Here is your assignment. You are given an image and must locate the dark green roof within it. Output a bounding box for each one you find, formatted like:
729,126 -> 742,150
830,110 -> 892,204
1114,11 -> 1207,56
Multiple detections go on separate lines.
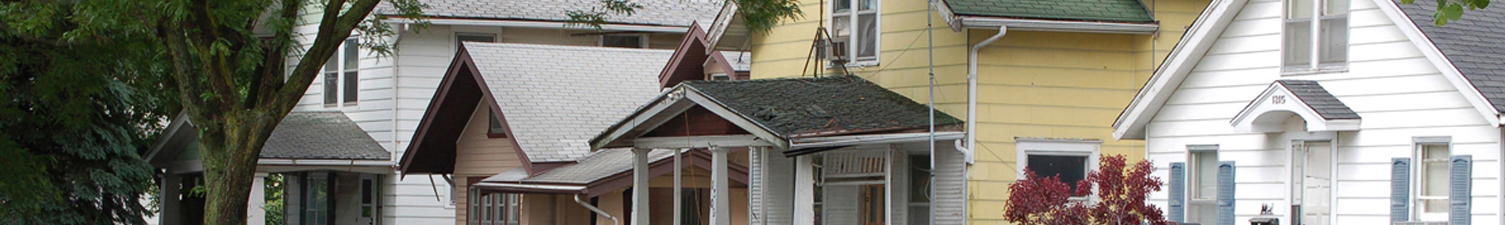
945,0 -> 1155,23
683,75 -> 964,138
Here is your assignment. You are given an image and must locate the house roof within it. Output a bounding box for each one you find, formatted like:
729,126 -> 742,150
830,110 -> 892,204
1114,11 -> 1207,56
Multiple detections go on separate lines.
469,43 -> 671,162
1274,80 -> 1359,120
681,75 -> 964,138
719,51 -> 751,71
260,111 -> 391,160
941,0 -> 1155,23
477,148 -> 748,196
484,149 -> 673,185
377,0 -> 722,27
1398,0 -> 1505,112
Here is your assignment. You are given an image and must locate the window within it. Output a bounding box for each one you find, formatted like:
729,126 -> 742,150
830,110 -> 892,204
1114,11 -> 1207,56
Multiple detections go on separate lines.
324,38 -> 360,106
487,109 -> 507,138
1015,138 -> 1100,197
1189,150 -> 1219,200
1283,0 -> 1348,72
302,172 -> 333,225
457,33 -> 497,50
1415,143 -> 1450,220
829,0 -> 879,64
601,34 -> 646,48
908,155 -> 931,225
469,189 -> 520,225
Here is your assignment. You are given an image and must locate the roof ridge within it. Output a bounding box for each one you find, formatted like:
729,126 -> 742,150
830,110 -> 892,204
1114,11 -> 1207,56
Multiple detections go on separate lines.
466,42 -> 677,55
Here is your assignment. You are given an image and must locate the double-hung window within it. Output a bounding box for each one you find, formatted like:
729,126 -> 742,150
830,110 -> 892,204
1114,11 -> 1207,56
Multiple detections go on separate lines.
829,0 -> 879,65
1189,150 -> 1219,201
1015,138 -> 1100,197
1415,143 -> 1450,221
1284,0 -> 1349,72
469,188 -> 520,225
324,38 -> 360,107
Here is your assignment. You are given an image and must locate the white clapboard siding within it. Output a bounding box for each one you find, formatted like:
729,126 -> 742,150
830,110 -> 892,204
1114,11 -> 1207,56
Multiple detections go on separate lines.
1142,0 -> 1502,223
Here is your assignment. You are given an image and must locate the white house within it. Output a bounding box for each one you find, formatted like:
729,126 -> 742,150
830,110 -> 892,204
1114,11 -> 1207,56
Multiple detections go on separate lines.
146,1 -> 721,225
1114,0 -> 1505,224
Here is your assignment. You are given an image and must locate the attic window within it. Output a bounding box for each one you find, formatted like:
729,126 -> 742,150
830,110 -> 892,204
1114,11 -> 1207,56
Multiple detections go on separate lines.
601,34 -> 646,48
488,109 -> 506,138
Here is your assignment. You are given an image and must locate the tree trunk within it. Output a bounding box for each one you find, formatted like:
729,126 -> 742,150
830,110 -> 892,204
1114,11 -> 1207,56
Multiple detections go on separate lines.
195,111 -> 280,225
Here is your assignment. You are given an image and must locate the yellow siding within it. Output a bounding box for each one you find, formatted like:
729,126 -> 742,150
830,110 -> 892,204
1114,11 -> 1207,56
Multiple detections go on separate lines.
453,103 -> 525,225
745,0 -> 1211,224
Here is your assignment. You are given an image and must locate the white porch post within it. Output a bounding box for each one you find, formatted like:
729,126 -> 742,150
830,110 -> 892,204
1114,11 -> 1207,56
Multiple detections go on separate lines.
159,172 -> 181,225
248,172 -> 267,225
632,148 -> 652,225
710,147 -> 732,225
793,156 -> 815,225
674,148 -> 683,225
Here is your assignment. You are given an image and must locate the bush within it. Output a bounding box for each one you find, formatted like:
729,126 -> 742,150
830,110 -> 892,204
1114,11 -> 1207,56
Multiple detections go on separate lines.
1004,154 -> 1167,225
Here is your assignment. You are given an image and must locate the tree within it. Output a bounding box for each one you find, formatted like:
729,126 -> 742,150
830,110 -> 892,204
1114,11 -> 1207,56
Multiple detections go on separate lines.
1005,154 -> 1168,225
1402,0 -> 1490,26
0,1 -> 178,224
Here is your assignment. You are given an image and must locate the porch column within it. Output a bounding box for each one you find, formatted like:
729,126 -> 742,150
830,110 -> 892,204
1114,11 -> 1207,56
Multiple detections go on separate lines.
673,148 -> 683,225
632,148 -> 651,225
710,147 -> 731,225
159,172 -> 181,225
248,172 -> 267,225
793,156 -> 816,225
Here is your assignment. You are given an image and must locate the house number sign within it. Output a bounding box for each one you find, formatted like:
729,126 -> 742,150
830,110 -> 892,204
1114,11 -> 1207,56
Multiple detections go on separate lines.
1272,95 -> 1286,104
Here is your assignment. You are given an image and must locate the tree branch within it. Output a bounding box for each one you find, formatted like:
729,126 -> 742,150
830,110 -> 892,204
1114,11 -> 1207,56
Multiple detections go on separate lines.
248,0 -> 301,109
188,0 -> 241,110
262,0 -> 380,113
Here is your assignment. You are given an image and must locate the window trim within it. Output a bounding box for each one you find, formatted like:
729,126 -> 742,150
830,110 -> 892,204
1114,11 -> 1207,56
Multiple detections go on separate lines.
1281,0 -> 1351,74
456,32 -> 499,51
1015,138 -> 1101,199
1411,136 -> 1451,221
1187,144 -> 1220,202
599,33 -> 649,49
826,0 -> 881,67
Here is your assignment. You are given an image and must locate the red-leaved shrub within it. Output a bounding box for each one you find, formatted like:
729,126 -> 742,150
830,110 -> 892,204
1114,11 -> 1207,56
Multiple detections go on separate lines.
1004,154 -> 1168,225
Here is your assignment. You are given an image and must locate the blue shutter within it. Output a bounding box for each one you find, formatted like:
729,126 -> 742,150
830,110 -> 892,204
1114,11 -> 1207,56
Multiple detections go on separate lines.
1450,155 -> 1472,225
1216,161 -> 1235,225
1391,158 -> 1411,223
1168,162 -> 1186,223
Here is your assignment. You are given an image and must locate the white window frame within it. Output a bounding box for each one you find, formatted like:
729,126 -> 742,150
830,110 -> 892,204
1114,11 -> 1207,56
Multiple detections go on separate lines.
827,0 -> 880,67
456,32 -> 499,51
323,38 -> 360,107
599,33 -> 649,49
1187,144 -> 1220,202
1015,138 -> 1101,200
1412,136 -> 1451,222
1282,0 -> 1350,74
469,189 -> 521,225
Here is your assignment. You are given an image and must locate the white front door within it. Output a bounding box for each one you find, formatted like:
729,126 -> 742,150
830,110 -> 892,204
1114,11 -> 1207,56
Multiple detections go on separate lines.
1293,141 -> 1332,225
358,174 -> 380,225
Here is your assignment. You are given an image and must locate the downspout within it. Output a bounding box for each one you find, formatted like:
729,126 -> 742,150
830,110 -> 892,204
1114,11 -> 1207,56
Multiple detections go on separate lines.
957,25 -> 1006,225
576,193 -> 619,225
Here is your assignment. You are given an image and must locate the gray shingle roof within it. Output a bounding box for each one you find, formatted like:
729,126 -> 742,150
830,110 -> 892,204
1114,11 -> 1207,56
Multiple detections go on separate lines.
260,111 -> 390,160
1276,80 -> 1359,120
483,149 -> 677,184
943,0 -> 1155,23
682,75 -> 964,138
467,43 -> 671,162
719,51 -> 750,71
378,0 -> 722,27
1397,0 -> 1505,112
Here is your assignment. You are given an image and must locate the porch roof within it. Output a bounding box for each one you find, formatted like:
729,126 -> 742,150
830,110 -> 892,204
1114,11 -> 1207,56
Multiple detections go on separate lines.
474,148 -> 747,197
591,75 -> 964,151
145,111 -> 391,168
1231,80 -> 1361,133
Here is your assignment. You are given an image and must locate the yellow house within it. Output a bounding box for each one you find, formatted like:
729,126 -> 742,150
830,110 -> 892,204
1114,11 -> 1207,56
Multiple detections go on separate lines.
707,0 -> 1212,224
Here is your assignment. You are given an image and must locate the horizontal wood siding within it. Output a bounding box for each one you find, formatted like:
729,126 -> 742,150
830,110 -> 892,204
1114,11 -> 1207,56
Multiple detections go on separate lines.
453,102 -> 525,225
1143,0 -> 1501,224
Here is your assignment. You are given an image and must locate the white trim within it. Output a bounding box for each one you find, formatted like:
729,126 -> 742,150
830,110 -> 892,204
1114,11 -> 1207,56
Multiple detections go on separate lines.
1013,138 -> 1102,181
388,18 -> 690,33
634,135 -> 772,149
1369,0 -> 1501,126
706,0 -> 740,51
471,182 -> 586,192
957,17 -> 1158,34
1230,82 -> 1361,132
825,0 -> 882,65
1409,139 -> 1453,221
790,132 -> 963,149
257,159 -> 393,166
1112,0 -> 1250,140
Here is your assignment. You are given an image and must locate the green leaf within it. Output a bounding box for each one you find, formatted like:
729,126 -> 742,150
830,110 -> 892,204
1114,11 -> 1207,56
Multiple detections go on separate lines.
1446,4 -> 1466,20
1402,0 -> 1416,4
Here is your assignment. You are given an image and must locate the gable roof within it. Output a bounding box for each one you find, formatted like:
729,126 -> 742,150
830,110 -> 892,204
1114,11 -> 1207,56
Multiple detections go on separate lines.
471,43 -> 671,162
1229,80 -> 1361,132
1397,0 -> 1505,112
1274,80 -> 1359,120
260,111 -> 391,160
377,0 -> 722,27
942,0 -> 1155,23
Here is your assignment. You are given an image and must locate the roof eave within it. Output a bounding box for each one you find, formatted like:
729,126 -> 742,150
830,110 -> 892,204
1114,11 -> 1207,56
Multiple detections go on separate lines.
1112,0 -> 1248,140
386,17 -> 691,33
957,16 -> 1159,34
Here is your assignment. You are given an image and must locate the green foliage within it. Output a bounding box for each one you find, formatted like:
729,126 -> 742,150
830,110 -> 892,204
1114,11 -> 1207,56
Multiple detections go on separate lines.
1401,0 -> 1492,26
566,0 -> 802,33
265,174 -> 285,225
0,1 -> 177,224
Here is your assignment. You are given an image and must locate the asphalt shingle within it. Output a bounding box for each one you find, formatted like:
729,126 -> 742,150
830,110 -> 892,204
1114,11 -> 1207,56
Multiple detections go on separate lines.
465,43 -> 671,162
1398,0 -> 1505,112
377,0 -> 722,27
1276,80 -> 1360,120
260,111 -> 390,160
943,0 -> 1155,23
484,149 -> 679,184
682,75 -> 964,138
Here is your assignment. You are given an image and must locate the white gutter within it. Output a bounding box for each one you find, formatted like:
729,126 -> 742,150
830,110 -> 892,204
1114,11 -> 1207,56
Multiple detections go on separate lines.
788,132 -> 965,149
577,194 -> 620,225
256,159 -> 394,166
471,182 -> 586,192
964,26 -> 1008,164
958,17 -> 1157,34
387,18 -> 690,33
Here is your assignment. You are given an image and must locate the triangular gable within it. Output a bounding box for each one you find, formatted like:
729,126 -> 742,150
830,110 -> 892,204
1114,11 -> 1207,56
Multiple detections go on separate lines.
399,46 -> 533,175
660,22 -> 713,88
1230,80 -> 1360,133
591,85 -> 788,150
1112,0 -> 1498,140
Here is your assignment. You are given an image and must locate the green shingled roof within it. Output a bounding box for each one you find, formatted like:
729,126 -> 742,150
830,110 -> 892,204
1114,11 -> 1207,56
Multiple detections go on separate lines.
945,0 -> 1155,23
683,75 -> 963,138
